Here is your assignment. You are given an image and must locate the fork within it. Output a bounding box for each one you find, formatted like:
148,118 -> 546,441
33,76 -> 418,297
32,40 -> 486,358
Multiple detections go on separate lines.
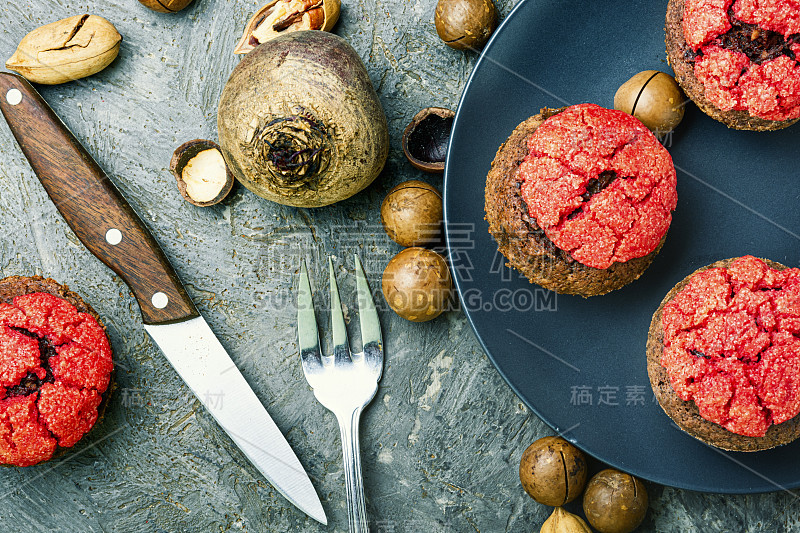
297,255 -> 383,533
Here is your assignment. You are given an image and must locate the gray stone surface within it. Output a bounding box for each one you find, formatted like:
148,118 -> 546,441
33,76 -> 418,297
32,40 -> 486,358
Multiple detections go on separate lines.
0,0 -> 798,532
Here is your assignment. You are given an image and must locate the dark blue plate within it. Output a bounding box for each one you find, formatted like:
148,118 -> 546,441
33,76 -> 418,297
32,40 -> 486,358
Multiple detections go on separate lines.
443,0 -> 800,493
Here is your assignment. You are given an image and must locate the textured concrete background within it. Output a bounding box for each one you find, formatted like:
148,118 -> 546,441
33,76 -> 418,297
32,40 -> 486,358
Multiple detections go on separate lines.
0,0 -> 798,531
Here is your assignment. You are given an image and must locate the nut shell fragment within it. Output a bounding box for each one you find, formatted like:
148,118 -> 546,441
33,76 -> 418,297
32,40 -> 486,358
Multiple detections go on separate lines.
6,15 -> 122,85
402,107 -> 454,173
234,0 -> 340,54
170,140 -> 234,207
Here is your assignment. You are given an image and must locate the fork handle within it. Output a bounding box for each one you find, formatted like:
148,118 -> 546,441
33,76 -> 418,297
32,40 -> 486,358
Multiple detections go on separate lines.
337,408 -> 369,533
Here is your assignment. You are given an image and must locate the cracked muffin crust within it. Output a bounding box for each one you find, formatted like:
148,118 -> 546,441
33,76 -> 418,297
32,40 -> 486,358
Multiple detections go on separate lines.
0,277 -> 113,466
666,0 -> 800,130
648,256 -> 800,451
485,104 -> 677,297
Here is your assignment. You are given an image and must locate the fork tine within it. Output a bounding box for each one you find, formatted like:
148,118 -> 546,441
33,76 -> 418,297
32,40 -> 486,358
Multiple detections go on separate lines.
354,254 -> 382,353
297,260 -> 322,372
328,257 -> 351,362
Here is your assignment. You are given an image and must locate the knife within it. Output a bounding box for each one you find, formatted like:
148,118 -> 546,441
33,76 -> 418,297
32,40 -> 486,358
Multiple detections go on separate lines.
0,72 -> 326,525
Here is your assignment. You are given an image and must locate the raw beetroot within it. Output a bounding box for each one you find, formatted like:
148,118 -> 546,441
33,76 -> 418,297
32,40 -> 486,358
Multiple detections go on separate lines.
218,31 -> 389,208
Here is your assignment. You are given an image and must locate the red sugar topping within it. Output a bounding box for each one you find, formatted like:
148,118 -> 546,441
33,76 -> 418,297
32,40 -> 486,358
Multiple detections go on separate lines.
734,0 -> 800,35
518,104 -> 677,269
684,0 -> 800,121
661,256 -> 800,437
0,293 -> 112,466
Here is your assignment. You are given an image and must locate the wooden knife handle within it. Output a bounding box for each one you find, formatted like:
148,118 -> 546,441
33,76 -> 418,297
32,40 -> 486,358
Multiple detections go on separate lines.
0,72 -> 198,325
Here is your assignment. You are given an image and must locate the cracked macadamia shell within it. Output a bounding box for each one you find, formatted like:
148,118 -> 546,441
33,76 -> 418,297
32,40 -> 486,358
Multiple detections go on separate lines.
217,31 -> 389,208
137,0 -> 193,13
614,70 -> 686,134
380,180 -> 443,247
434,0 -> 498,51
233,0 -> 341,54
583,469 -> 648,533
170,139 -> 233,207
381,248 -> 452,322
402,107 -> 454,173
518,436 -> 587,506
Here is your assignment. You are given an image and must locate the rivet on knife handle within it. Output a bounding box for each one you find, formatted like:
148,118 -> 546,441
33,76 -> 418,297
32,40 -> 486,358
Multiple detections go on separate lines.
0,72 -> 197,325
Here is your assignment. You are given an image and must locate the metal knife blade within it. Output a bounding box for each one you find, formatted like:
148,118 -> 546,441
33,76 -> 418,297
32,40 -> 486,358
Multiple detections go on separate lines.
0,72 -> 326,525
144,317 -> 326,523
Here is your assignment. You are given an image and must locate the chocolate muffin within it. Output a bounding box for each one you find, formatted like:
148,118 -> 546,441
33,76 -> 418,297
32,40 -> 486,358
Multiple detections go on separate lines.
647,256 -> 800,451
0,277 -> 114,466
485,104 -> 677,297
666,0 -> 800,131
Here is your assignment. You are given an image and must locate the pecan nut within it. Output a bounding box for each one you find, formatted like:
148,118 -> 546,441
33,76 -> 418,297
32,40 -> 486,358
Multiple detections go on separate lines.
6,15 -> 122,85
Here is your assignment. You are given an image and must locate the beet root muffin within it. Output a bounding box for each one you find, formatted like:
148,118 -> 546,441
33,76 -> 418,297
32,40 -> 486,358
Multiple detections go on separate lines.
485,104 -> 678,297
0,277 -> 113,466
647,256 -> 800,451
666,0 -> 800,130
